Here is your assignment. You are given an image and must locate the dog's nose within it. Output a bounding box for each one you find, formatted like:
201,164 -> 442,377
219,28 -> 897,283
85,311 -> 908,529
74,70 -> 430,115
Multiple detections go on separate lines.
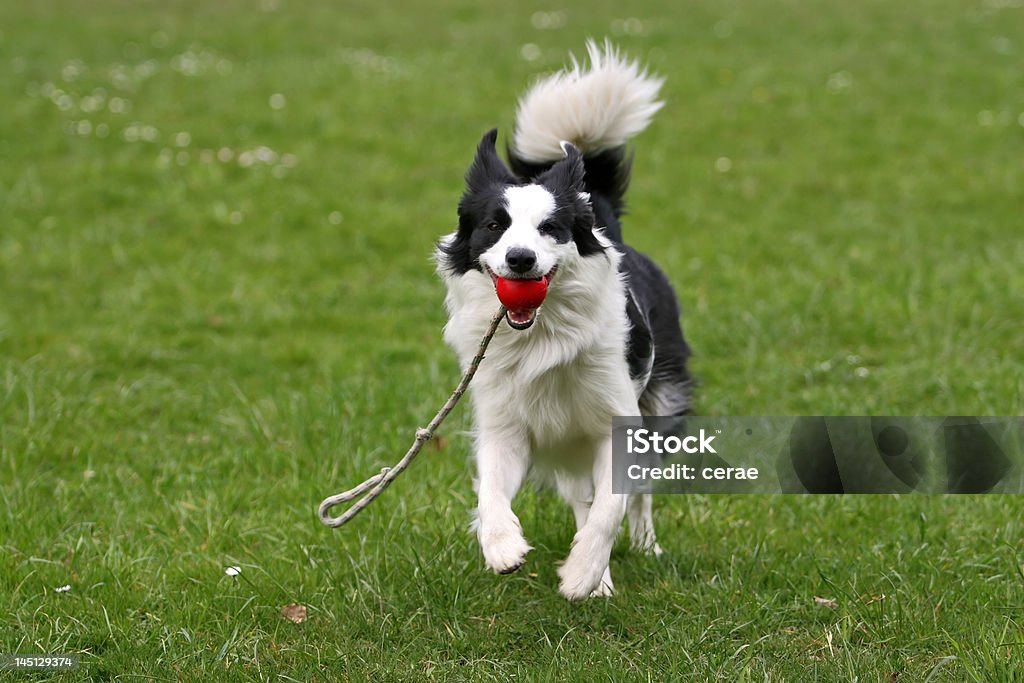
505,247 -> 537,274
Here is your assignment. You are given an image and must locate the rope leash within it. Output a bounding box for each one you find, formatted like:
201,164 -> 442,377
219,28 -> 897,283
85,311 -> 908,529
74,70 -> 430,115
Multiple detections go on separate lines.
318,305 -> 506,528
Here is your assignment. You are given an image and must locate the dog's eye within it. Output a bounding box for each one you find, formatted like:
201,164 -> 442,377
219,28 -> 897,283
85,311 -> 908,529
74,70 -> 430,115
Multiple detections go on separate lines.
539,222 -> 556,235
485,221 -> 502,232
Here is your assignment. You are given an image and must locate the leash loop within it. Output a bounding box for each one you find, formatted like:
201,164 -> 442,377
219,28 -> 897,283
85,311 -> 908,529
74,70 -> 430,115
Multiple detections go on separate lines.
318,306 -> 506,528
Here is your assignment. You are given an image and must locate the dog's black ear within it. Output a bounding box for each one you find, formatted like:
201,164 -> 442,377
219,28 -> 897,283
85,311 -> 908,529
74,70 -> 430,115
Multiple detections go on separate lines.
537,141 -> 585,194
466,129 -> 517,192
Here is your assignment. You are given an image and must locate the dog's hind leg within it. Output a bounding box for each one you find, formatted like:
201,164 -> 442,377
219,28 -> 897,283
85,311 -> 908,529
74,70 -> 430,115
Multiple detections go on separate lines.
630,375 -> 690,560
554,471 -> 593,530
627,493 -> 662,556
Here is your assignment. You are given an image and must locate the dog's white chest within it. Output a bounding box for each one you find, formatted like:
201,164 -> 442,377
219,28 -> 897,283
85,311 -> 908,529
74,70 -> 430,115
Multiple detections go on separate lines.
474,343 -> 634,450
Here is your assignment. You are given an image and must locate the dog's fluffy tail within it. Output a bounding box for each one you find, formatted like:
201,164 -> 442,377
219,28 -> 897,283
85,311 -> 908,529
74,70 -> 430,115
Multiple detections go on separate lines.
508,39 -> 663,215
511,39 -> 663,161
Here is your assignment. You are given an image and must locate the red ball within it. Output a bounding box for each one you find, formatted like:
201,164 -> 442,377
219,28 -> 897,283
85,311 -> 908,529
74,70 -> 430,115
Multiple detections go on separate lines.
495,277 -> 548,310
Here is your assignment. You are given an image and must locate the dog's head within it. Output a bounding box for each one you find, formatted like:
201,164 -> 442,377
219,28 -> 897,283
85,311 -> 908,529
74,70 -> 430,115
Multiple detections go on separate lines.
437,129 -> 605,330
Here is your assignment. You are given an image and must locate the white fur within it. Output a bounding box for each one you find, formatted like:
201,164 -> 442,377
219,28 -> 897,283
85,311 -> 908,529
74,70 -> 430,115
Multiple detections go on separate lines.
438,231 -> 653,599
511,39 -> 664,162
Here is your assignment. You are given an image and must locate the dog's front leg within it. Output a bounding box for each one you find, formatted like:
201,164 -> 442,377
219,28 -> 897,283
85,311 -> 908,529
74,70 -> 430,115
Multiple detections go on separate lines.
557,437 -> 626,600
475,430 -> 532,574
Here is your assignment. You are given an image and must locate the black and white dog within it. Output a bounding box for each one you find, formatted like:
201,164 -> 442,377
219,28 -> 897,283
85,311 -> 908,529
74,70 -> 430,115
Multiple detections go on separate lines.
436,41 -> 692,600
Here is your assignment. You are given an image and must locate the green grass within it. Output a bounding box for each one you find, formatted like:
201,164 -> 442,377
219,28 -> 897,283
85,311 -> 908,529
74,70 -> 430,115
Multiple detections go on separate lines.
2,0 -> 1023,680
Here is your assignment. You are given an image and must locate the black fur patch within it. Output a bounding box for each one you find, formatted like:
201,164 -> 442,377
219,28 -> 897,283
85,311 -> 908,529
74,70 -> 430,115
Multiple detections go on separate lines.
619,246 -> 693,416
439,129 -> 521,275
535,144 -> 605,257
624,290 -> 653,384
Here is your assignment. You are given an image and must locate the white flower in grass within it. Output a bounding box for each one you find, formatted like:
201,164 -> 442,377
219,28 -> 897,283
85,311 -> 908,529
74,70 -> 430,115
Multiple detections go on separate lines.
55,584 -> 72,593
224,566 -> 242,577
520,43 -> 542,61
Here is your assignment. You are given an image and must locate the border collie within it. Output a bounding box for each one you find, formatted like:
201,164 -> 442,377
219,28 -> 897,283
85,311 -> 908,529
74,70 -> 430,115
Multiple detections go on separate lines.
436,40 -> 692,600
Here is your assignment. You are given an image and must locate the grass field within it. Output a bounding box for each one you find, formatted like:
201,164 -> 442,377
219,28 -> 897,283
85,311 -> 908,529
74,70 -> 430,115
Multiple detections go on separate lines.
2,0 -> 1023,680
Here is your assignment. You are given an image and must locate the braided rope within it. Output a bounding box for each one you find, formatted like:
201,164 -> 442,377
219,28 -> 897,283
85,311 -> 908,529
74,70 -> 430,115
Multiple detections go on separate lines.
318,305 -> 506,528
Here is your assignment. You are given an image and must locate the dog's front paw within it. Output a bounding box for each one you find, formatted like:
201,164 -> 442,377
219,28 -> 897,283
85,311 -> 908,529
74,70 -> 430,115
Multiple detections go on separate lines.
557,551 -> 609,600
480,527 -> 532,575
589,569 -> 615,598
